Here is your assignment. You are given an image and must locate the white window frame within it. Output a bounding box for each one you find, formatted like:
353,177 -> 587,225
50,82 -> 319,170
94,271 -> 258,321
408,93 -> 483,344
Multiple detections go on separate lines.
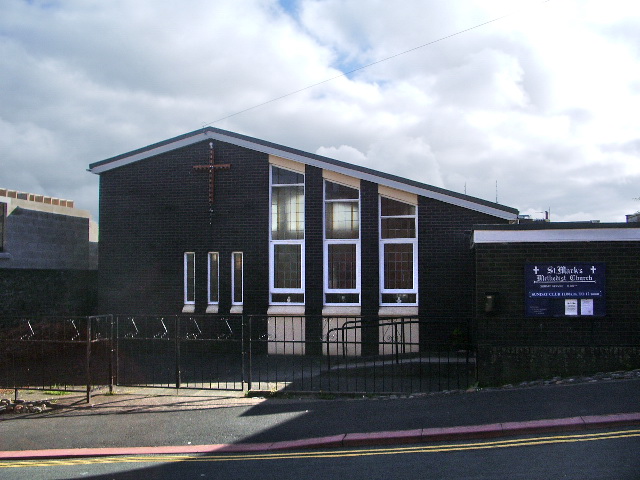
269,165 -> 305,305
207,252 -> 219,305
379,196 -> 418,306
323,180 -> 361,306
183,252 -> 195,306
231,251 -> 243,307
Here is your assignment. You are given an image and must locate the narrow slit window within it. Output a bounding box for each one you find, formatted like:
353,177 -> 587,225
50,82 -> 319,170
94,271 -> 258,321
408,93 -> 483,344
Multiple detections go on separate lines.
232,252 -> 243,305
184,252 -> 195,305
208,252 -> 219,304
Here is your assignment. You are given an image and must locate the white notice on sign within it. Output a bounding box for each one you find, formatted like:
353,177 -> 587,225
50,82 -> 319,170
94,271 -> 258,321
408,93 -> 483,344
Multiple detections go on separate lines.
565,299 -> 578,316
581,299 -> 594,316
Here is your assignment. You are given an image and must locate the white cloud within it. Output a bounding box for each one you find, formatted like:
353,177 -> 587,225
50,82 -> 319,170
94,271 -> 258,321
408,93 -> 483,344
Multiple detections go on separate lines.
1,0 -> 639,223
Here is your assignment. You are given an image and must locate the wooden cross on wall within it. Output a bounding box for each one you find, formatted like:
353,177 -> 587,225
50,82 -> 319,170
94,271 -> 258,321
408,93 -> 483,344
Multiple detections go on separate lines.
193,141 -> 230,209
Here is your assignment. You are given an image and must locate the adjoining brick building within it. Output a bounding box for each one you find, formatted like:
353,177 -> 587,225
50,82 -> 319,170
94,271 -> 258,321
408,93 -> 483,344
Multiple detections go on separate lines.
473,222 -> 640,384
0,188 -> 98,315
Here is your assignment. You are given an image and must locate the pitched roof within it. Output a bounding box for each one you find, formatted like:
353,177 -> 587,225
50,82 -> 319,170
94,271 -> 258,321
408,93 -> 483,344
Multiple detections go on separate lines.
88,127 -> 519,220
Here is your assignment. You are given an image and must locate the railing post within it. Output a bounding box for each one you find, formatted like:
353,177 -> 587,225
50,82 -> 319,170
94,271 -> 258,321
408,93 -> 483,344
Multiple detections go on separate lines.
326,319 -> 331,370
86,316 -> 92,404
395,321 -> 400,364
109,315 -> 114,394
245,315 -> 252,392
175,316 -> 181,389
115,315 -> 120,388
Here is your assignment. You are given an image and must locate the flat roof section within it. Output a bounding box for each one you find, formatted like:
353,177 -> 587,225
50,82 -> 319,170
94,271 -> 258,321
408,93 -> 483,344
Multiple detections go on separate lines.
473,222 -> 640,244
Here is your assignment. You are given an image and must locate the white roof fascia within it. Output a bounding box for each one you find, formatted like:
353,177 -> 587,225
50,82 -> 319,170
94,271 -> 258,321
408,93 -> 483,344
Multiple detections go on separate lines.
473,228 -> 640,244
88,132 -> 211,174
210,132 -> 516,220
90,130 -> 517,220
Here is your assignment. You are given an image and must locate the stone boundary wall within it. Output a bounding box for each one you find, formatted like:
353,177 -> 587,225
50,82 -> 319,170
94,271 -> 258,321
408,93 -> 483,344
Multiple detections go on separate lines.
477,345 -> 640,386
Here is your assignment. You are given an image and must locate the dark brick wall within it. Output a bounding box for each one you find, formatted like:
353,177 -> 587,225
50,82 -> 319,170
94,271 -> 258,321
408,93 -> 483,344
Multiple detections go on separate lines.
418,198 -> 508,321
474,241 -> 640,384
97,138 -> 511,324
360,181 -> 380,353
304,165 -> 324,316
360,180 -> 380,317
98,140 -> 269,315
0,269 -> 97,316
303,166 -> 324,354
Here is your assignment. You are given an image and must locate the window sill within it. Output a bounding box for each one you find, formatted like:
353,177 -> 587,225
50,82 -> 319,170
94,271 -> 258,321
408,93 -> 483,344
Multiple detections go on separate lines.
182,304 -> 195,313
322,306 -> 361,316
268,305 -> 305,315
0,252 -> 11,260
378,306 -> 419,317
230,305 -> 243,314
206,305 -> 219,314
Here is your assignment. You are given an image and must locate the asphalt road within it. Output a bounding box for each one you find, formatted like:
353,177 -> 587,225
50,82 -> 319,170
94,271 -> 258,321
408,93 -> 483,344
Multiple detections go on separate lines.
1,427 -> 639,480
1,378 -> 639,451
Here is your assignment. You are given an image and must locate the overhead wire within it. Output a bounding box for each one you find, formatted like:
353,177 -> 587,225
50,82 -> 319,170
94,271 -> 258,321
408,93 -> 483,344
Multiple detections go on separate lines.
201,0 -> 553,127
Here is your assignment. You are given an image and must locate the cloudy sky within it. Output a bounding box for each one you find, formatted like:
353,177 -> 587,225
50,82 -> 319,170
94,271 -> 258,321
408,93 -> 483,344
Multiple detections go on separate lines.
2,0 -> 639,222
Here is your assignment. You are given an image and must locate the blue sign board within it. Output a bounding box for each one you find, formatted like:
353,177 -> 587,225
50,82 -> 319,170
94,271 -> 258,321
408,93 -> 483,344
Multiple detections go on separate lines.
525,263 -> 606,317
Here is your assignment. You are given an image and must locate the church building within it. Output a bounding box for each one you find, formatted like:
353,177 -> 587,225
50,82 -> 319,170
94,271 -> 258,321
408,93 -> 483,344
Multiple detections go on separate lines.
89,127 -> 518,344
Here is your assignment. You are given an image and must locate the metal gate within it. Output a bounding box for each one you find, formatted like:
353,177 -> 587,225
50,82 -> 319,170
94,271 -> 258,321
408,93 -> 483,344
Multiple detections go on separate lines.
114,315 -> 245,390
1,315 -> 475,395
245,315 -> 475,394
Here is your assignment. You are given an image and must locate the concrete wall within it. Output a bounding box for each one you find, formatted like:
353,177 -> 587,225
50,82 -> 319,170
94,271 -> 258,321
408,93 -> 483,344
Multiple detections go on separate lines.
0,193 -> 98,317
0,196 -> 97,270
0,208 -> 97,270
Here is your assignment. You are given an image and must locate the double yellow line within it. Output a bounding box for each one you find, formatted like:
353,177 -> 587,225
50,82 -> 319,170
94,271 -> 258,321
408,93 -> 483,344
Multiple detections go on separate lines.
3,428 -> 640,469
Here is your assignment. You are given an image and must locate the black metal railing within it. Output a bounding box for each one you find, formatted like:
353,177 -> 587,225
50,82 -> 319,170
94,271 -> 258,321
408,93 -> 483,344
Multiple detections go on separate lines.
245,315 -> 474,394
1,314 -> 475,396
113,315 -> 244,390
0,315 -> 113,402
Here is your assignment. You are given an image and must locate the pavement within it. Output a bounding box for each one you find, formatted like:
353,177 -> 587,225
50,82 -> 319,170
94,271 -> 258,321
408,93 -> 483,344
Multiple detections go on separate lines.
1,372 -> 639,460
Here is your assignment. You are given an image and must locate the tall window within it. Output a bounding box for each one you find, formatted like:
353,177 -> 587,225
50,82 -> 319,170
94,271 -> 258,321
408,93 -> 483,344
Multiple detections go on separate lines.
270,165 -> 304,304
184,252 -> 195,305
324,181 -> 360,305
379,196 -> 418,305
232,252 -> 243,306
208,252 -> 219,305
